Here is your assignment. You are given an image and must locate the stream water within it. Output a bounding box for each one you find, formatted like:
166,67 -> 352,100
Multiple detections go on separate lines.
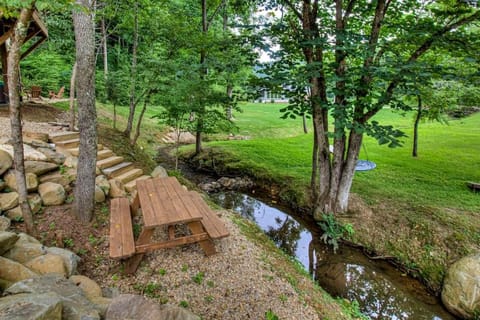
210,191 -> 456,320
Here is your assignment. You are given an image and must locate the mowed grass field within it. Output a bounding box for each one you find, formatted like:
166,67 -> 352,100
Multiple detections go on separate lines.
209,102 -> 480,213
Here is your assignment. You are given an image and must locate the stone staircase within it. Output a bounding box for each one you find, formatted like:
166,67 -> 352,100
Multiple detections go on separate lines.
48,131 -> 151,193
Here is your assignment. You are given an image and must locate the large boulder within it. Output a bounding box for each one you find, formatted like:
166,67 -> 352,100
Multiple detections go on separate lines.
106,294 -> 200,320
0,292 -> 62,320
24,161 -> 59,176
69,275 -> 102,300
16,232 -> 41,245
6,274 -> 100,320
95,175 -> 110,196
63,156 -> 78,169
0,231 -> 19,255
0,216 -> 11,231
38,182 -> 66,206
95,185 -> 106,203
25,253 -> 68,277
0,256 -> 38,282
151,165 -> 168,178
0,192 -> 19,211
36,147 -> 66,165
23,131 -> 49,143
442,253 -> 480,319
4,170 -> 39,192
5,206 -> 23,221
46,247 -> 81,276
0,149 -> 12,176
28,193 -> 43,214
0,144 -> 48,161
39,171 -> 75,188
3,241 -> 46,264
108,179 -> 126,198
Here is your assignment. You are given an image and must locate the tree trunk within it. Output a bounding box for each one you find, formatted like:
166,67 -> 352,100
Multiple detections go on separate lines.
113,102 -> 117,129
195,0 -> 208,155
72,0 -> 97,223
69,62 -> 77,131
412,95 -> 422,157
124,1 -> 138,138
131,97 -> 148,145
226,84 -> 233,120
7,6 -> 36,236
302,113 -> 308,133
101,18 -> 108,81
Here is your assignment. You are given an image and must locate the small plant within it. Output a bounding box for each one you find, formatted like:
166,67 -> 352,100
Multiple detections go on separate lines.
265,309 -> 279,320
111,274 -> 119,281
77,248 -> 88,255
192,272 -> 204,285
65,195 -> 74,204
181,264 -> 188,272
278,294 -> 288,303
204,295 -> 214,303
158,268 -> 167,276
59,165 -> 66,175
88,234 -> 102,246
144,282 -> 162,298
318,213 -> 354,253
13,216 -> 24,222
63,238 -> 74,248
179,300 -> 189,308
206,280 -> 215,288
133,223 -> 142,238
49,222 -> 56,230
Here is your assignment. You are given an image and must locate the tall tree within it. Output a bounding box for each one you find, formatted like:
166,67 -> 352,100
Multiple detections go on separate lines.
72,0 -> 97,222
7,4 -> 37,236
268,0 -> 480,217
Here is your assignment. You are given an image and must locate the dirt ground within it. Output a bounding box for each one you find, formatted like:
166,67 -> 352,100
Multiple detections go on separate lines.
0,102 -> 66,122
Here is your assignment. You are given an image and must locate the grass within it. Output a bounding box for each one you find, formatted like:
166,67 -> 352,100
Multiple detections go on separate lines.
188,103 -> 480,290
205,105 -> 480,213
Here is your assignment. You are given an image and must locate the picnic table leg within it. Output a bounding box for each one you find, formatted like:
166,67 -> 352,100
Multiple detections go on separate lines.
187,221 -> 216,256
124,228 -> 154,274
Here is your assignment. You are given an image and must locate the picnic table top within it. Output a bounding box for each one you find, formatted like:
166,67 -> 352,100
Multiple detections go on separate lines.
136,177 -> 203,228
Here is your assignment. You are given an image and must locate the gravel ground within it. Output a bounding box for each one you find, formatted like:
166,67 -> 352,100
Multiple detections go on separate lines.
0,113 -> 328,319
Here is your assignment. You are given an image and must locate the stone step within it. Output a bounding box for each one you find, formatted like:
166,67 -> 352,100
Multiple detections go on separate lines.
102,162 -> 134,179
96,156 -> 124,169
54,138 -> 80,149
67,148 -> 112,160
115,168 -> 144,185
96,149 -> 113,160
124,175 -> 151,192
49,131 -> 79,143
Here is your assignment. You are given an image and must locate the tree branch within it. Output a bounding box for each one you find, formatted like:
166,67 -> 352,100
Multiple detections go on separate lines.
283,0 -> 303,21
343,0 -> 357,24
207,0 -> 227,30
362,10 -> 480,122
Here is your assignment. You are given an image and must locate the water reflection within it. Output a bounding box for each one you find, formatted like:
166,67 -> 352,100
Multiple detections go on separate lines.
211,191 -> 456,320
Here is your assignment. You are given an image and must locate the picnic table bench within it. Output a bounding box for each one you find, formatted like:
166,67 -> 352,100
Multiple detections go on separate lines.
109,177 -> 229,274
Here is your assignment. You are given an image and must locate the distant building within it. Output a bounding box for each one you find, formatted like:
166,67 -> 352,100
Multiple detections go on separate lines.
256,88 -> 289,103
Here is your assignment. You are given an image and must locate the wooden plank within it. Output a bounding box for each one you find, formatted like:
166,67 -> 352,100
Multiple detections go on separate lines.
0,28 -> 13,46
124,228 -> 154,274
188,192 -> 229,239
109,198 -> 135,259
135,233 -> 210,253
187,221 -> 216,256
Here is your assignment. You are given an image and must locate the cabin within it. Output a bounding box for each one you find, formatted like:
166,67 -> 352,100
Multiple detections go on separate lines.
0,9 -> 48,104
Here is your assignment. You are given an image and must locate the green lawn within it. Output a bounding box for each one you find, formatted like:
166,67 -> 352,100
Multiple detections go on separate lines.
208,104 -> 480,213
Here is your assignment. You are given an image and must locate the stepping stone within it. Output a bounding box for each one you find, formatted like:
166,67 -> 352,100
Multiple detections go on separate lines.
97,149 -> 114,160
124,175 -> 151,192
49,131 -> 79,143
68,148 -> 112,159
115,168 -> 143,184
54,138 -> 80,149
97,156 -> 124,169
103,162 -> 134,179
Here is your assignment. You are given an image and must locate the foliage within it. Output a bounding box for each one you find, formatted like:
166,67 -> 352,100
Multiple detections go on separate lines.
318,213 -> 354,253
265,309 -> 279,320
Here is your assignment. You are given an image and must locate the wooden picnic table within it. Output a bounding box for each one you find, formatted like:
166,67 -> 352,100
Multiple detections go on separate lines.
109,176 -> 229,274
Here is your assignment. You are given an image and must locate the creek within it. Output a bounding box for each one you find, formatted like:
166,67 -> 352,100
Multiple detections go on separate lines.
210,191 -> 456,320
